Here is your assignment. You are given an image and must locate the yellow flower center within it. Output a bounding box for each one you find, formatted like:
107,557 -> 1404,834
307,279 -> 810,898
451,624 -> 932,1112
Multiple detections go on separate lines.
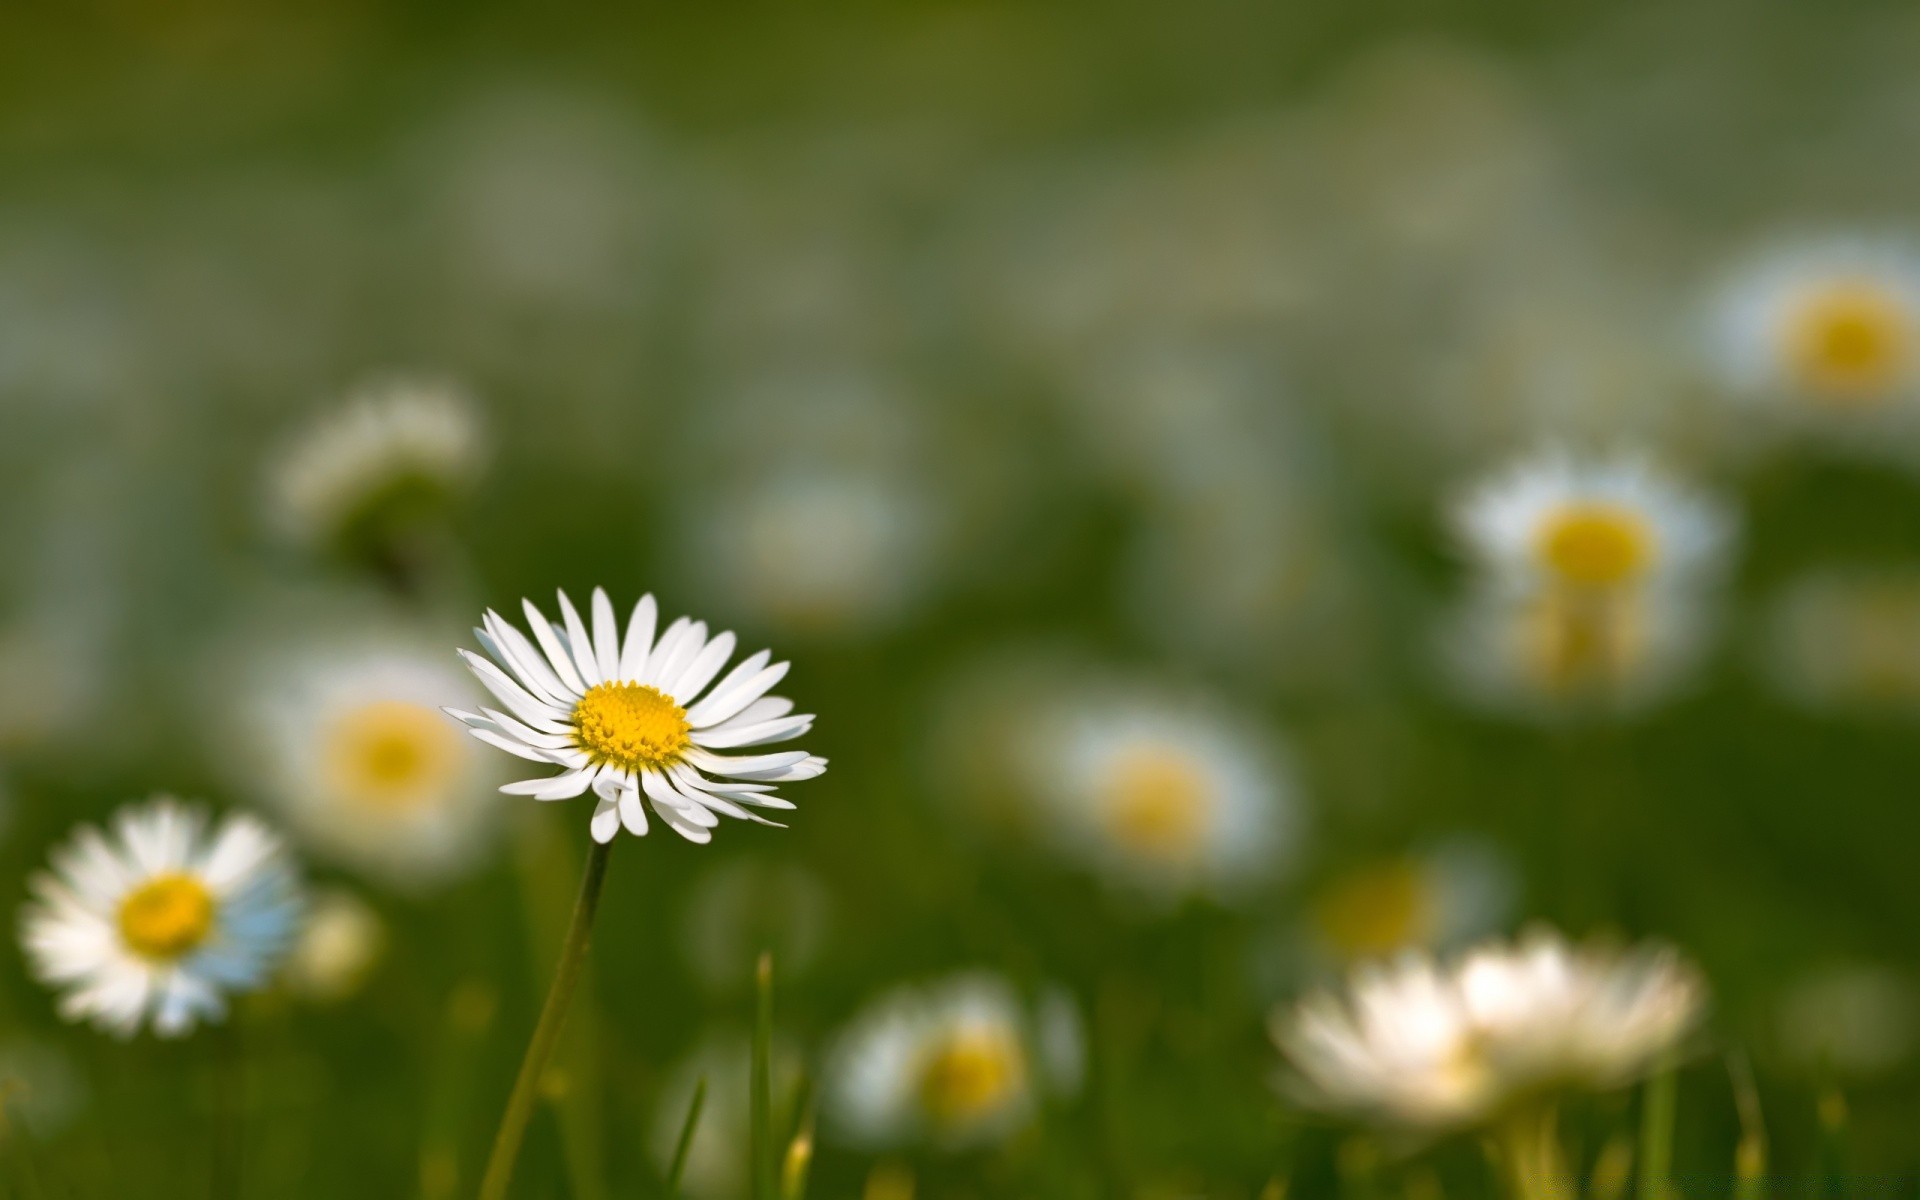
571,682 -> 690,772
1534,504 -> 1654,588
118,874 -> 216,961
1515,590 -> 1648,693
917,1028 -> 1025,1129
1102,749 -> 1213,862
325,700 -> 463,813
1787,280 -> 1912,404
1313,860 -> 1434,958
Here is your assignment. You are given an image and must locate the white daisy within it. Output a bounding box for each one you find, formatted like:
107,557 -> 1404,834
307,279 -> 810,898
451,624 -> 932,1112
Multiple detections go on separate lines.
1021,686 -> 1301,901
1708,235 -> 1920,418
1275,928 -> 1703,1132
447,588 -> 825,845
237,634 -> 503,888
824,973 -> 1078,1151
19,798 -> 302,1038
268,375 -> 486,549
1454,451 -> 1732,599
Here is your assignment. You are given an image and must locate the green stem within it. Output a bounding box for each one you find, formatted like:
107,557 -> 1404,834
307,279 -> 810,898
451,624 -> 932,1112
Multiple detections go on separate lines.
751,952 -> 776,1200
1491,1106 -> 1570,1200
1637,1057 -> 1678,1200
478,837 -> 614,1200
665,1077 -> 707,1195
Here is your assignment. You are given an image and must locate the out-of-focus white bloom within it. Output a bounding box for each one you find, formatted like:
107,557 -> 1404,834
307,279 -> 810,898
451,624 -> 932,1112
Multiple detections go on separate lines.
650,1034 -> 804,1200
1306,840 -> 1517,964
693,468 -> 941,637
1274,928 -> 1703,1131
1764,569 -> 1920,713
19,799 -> 303,1038
448,589 -> 826,844
1708,236 -> 1920,432
824,973 -> 1080,1151
267,376 -> 486,550
0,1039 -> 87,1137
680,858 -> 831,993
284,887 -> 386,1003
1019,684 -> 1302,902
1774,964 -> 1917,1079
1455,451 -> 1732,598
1445,451 -> 1734,715
234,633 -> 503,888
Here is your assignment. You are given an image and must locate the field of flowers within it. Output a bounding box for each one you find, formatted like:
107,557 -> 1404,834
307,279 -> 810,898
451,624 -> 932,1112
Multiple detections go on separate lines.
4,1 -> 1920,1196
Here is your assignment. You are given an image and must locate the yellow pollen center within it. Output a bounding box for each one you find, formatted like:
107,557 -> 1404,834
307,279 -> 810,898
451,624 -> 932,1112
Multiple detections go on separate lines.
1788,281 -> 1912,403
1313,860 -> 1435,958
1535,504 -> 1654,588
571,682 -> 690,772
1103,749 -> 1213,862
118,874 -> 216,961
917,1029 -> 1025,1128
325,700 -> 463,813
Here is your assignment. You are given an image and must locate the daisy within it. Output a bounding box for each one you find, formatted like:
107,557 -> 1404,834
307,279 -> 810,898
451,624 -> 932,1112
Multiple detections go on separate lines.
267,375 -> 486,550
1020,686 -> 1301,901
1454,450 -> 1732,599
237,633 -> 503,887
1274,927 -> 1703,1133
824,973 -> 1080,1151
447,588 -> 825,844
19,798 -> 302,1038
1708,235 -> 1920,417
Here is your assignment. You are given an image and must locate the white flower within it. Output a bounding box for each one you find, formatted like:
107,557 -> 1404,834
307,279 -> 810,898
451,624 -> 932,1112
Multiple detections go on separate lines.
1708,235 -> 1920,417
1454,451 -> 1731,599
1275,928 -> 1703,1131
1022,687 -> 1301,901
236,634 -> 503,888
268,376 -> 486,548
18,798 -> 302,1038
824,973 -> 1078,1151
447,588 -> 826,844
284,887 -> 386,1003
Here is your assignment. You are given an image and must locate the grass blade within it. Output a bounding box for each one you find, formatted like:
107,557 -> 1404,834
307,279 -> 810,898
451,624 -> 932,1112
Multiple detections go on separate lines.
751,952 -> 776,1200
1636,1056 -> 1678,1200
664,1077 -> 707,1196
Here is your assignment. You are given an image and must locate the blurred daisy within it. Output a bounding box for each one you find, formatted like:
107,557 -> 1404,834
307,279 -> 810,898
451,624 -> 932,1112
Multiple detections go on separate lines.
1455,451 -> 1731,599
19,798 -> 303,1038
238,634 -> 502,887
1764,569 -> 1920,713
448,588 -> 825,844
1307,840 -> 1516,964
284,887 -> 386,1003
824,973 -> 1080,1151
268,375 -> 486,551
1709,235 -> 1920,422
1021,686 -> 1301,901
1274,927 -> 1703,1132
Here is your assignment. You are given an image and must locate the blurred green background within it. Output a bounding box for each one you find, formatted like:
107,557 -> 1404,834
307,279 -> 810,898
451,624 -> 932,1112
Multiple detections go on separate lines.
5,0 -> 1920,1195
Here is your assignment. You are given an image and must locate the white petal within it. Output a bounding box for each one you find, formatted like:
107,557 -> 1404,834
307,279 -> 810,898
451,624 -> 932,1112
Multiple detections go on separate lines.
456,651 -> 572,732
618,786 -> 650,837
480,707 -> 578,750
684,748 -> 811,779
501,767 -> 598,800
665,631 -> 737,706
523,598 -> 589,695
589,797 -> 621,843
486,610 -> 577,704
590,588 -> 621,684
617,594 -> 658,681
643,618 -> 693,688
689,714 -> 814,749
647,621 -> 707,693
556,590 -> 604,688
468,728 -> 560,762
